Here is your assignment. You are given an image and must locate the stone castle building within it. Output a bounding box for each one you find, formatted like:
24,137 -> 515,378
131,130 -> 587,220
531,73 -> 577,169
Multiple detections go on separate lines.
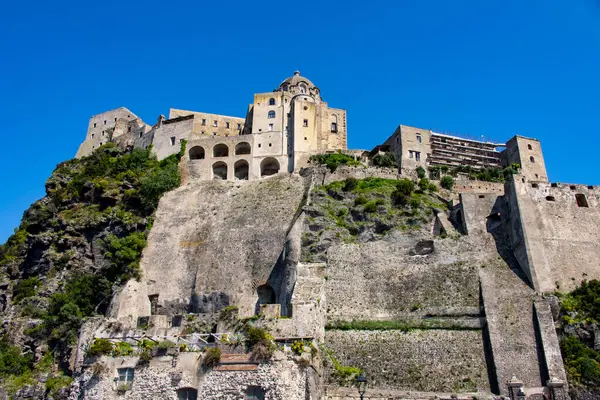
374,125 -> 548,182
76,71 -> 347,180
65,72 -> 600,400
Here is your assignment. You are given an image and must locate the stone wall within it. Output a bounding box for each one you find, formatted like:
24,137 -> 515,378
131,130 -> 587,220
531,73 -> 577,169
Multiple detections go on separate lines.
506,176 -> 600,292
324,330 -> 489,393
70,352 -> 308,400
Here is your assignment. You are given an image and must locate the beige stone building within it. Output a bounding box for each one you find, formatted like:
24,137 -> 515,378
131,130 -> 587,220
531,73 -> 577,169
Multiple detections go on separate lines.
375,124 -> 548,181
76,71 -> 347,180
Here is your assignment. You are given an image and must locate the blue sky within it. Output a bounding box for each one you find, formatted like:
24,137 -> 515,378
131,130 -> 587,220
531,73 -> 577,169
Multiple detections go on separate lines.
1,0 -> 599,243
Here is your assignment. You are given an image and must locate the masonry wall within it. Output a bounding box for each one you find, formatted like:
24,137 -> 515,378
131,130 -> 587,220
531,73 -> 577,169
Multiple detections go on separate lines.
169,108 -> 246,137
506,177 -> 600,292
152,117 -> 195,160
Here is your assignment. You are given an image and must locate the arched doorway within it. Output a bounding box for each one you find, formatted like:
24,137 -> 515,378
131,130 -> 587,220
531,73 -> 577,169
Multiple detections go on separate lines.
234,160 -> 249,180
213,144 -> 229,158
235,142 -> 251,155
260,157 -> 280,177
212,162 -> 227,180
188,146 -> 205,160
256,284 -> 276,305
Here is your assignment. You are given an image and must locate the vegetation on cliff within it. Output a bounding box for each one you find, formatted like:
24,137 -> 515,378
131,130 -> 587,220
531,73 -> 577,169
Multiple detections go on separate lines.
557,280 -> 600,388
0,142 -> 185,396
302,177 -> 447,262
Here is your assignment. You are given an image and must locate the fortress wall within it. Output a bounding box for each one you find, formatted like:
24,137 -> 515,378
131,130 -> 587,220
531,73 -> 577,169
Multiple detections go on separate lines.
72,353 -> 307,400
453,181 -> 505,194
324,329 -> 490,393
114,174 -> 307,322
459,193 -> 501,236
153,117 -> 194,160
325,238 -> 480,321
507,177 -> 600,292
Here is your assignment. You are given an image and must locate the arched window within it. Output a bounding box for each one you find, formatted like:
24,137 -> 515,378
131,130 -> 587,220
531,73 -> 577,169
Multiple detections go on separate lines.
527,144 -> 533,150
299,84 -> 307,94
260,158 -> 280,177
269,98 -> 275,106
530,156 -> 535,163
330,114 -> 338,133
177,388 -> 198,400
189,146 -> 205,160
235,142 -> 251,155
212,162 -> 227,180
234,160 -> 249,180
213,144 -> 229,157
268,111 -> 276,119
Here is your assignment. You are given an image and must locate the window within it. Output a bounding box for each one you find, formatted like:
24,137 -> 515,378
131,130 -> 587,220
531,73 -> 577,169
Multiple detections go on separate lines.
170,136 -> 176,146
93,123 -> 97,128
114,117 -> 117,121
189,146 -> 205,160
415,152 -> 421,161
258,143 -> 261,148
416,135 -> 422,143
177,388 -> 197,400
117,368 -> 134,389
202,119 -> 206,126
303,119 -> 308,127
139,132 -> 143,138
245,386 -> 266,399
128,127 -> 131,132
570,185 -> 576,190
213,120 -> 218,127
226,122 -> 230,129
331,115 -> 338,132
104,120 -> 106,125
268,143 -> 272,147
409,151 -> 413,159
91,134 -> 94,138
531,183 -> 539,188
575,194 -> 589,207
530,156 -> 535,163
269,98 -> 275,106
213,132 -> 217,136
102,131 -> 105,136
527,144 -> 533,150
237,123 -> 241,130
268,124 -> 274,131
299,84 -> 307,94
546,196 -> 556,202
268,111 -> 276,119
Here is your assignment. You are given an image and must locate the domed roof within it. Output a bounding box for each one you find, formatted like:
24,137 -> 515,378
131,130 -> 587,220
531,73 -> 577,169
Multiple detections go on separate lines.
278,70 -> 317,91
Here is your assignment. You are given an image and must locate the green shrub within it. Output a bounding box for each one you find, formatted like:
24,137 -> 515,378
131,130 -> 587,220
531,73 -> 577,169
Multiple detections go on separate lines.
410,198 -> 421,209
45,374 -> 73,397
0,337 -> 33,377
103,232 -> 147,283
138,350 -> 152,364
342,177 -> 358,192
440,176 -> 454,190
416,166 -> 426,179
363,202 -> 377,213
113,342 -> 133,356
12,277 -> 41,303
87,339 -> 113,357
157,340 -> 175,349
372,152 -> 396,168
354,196 -> 368,206
418,178 -> 430,192
428,183 -> 438,192
201,347 -> 221,368
309,153 -> 361,172
246,326 -> 273,346
395,179 -> 414,196
250,339 -> 276,361
374,198 -> 385,206
291,340 -> 305,356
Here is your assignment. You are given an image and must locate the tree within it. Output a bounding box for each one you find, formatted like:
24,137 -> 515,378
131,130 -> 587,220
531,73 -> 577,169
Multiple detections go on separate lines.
440,176 -> 454,190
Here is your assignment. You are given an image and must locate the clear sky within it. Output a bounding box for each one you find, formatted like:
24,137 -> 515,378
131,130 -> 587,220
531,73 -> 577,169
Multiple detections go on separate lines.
1,0 -> 599,243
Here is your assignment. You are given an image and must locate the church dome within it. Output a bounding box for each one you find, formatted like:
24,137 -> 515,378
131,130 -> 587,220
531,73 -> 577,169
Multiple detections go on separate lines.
277,71 -> 320,98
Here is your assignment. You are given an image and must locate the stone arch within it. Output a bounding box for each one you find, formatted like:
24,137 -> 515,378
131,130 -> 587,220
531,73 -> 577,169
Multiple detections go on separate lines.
257,284 -> 276,305
212,161 -> 227,180
188,146 -> 205,160
234,160 -> 249,180
261,157 -> 280,177
235,142 -> 251,155
330,114 -> 338,132
213,143 -> 229,158
269,97 -> 276,106
268,110 -> 276,119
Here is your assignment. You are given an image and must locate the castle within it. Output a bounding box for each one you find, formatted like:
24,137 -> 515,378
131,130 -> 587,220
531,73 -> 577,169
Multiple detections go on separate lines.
65,73 -> 600,400
76,71 -> 347,180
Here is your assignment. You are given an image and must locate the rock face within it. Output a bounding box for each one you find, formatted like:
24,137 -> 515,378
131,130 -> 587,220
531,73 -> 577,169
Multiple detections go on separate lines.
112,174 -> 308,321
